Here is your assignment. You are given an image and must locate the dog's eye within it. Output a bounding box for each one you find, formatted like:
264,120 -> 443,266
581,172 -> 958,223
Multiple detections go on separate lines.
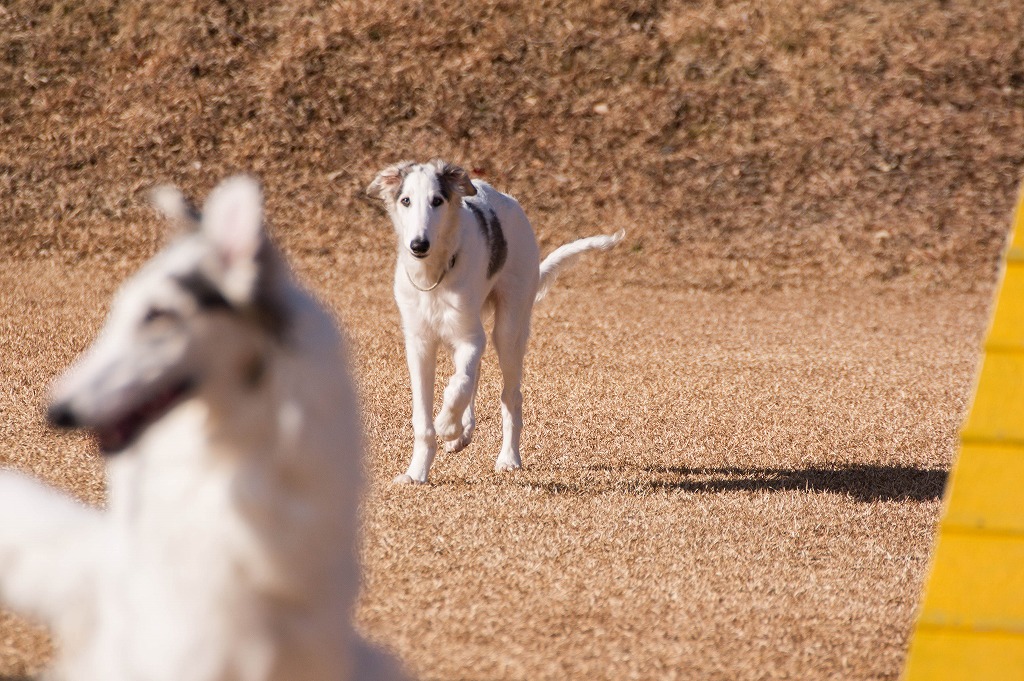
430,196 -> 444,208
399,197 -> 411,207
142,307 -> 178,324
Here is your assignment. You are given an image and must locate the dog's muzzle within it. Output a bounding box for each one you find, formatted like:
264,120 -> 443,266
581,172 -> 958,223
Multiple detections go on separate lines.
409,237 -> 430,258
46,378 -> 196,456
46,402 -> 78,429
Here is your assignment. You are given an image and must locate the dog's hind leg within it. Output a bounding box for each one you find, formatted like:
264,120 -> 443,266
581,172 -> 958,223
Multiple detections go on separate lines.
0,472 -> 102,626
491,301 -> 532,472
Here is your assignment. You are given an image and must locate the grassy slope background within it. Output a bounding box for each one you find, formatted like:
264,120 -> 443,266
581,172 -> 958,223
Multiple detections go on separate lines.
3,0 -> 1023,287
1,1 -> 1022,679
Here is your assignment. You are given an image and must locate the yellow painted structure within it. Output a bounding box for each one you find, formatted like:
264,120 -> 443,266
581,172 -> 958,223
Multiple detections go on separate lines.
904,190 -> 1024,679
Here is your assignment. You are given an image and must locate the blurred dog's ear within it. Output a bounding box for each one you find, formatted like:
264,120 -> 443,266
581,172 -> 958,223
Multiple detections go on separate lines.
366,161 -> 415,201
201,175 -> 266,306
432,159 -> 477,198
151,185 -> 201,232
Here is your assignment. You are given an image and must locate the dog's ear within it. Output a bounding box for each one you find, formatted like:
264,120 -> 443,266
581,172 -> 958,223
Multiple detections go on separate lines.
201,175 -> 266,305
366,161 -> 415,201
432,159 -> 477,198
151,185 -> 201,232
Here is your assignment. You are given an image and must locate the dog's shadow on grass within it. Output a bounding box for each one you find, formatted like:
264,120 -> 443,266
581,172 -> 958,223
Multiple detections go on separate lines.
521,463 -> 948,502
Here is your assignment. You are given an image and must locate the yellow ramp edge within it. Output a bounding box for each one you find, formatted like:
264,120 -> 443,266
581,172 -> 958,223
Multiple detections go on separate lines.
944,443 -> 1024,534
987,262 -> 1024,351
961,352 -> 1024,444
918,532 -> 1024,630
904,185 -> 1024,680
906,629 -> 1024,680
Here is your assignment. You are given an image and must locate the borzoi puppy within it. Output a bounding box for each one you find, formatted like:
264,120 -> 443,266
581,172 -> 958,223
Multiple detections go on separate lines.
367,160 -> 623,484
0,177 -> 408,681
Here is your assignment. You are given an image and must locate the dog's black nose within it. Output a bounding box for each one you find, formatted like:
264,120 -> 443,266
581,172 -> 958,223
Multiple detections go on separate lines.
409,237 -> 430,256
46,402 -> 78,429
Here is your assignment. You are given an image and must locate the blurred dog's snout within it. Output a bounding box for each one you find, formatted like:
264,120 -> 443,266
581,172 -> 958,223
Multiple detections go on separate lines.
46,402 -> 78,429
409,237 -> 430,256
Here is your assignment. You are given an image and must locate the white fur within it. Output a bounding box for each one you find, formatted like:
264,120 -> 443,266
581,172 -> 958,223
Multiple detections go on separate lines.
368,160 -> 624,484
0,176 -> 408,681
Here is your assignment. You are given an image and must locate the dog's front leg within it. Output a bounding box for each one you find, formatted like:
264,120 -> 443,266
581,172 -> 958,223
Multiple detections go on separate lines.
443,371 -> 478,454
435,327 -> 485,446
396,333 -> 439,484
0,471 -> 102,627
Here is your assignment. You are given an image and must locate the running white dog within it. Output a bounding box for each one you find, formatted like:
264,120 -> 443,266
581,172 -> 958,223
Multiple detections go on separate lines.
0,177 -> 408,681
367,160 -> 623,484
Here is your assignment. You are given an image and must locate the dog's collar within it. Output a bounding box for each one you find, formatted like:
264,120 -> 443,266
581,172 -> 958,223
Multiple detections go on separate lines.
406,252 -> 458,292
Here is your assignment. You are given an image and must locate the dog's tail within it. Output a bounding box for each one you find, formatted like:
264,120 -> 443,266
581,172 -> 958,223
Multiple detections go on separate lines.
536,229 -> 625,302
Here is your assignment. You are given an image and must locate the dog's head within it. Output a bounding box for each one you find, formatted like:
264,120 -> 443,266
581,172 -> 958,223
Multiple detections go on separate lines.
47,176 -> 290,455
366,159 -> 476,260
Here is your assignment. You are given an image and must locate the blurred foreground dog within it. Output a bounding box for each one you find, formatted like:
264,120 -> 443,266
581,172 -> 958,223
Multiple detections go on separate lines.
367,160 -> 624,484
0,177 -> 408,681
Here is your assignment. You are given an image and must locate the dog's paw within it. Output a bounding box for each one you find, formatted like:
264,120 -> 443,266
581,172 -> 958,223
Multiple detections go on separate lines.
392,473 -> 426,485
494,456 -> 522,473
444,429 -> 474,453
434,410 -> 464,443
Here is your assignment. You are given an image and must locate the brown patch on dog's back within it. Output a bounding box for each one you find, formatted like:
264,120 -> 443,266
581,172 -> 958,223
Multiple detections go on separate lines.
465,201 -> 508,279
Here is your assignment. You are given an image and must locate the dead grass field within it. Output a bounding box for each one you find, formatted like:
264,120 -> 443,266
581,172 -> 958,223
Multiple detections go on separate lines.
1,1 -> 1021,679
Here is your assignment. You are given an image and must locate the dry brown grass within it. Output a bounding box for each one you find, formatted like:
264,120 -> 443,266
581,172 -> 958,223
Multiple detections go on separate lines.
0,258 -> 989,680
0,1 -> 1018,679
